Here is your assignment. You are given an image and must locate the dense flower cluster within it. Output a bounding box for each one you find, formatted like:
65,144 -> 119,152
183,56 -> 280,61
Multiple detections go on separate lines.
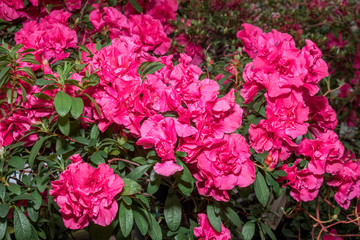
238,23 -> 359,206
0,0 -> 359,238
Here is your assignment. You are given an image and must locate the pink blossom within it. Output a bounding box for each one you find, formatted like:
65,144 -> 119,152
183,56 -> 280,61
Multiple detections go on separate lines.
129,14 -> 171,55
15,10 -> 77,63
327,32 -> 348,49
50,160 -> 124,229
280,160 -> 323,202
323,229 -> 344,240
193,134 -> 255,201
237,23 -> 296,59
266,90 -> 309,139
89,7 -> 129,39
0,113 -> 38,147
194,213 -> 231,240
305,94 -> 338,133
249,119 -> 298,165
69,154 -> 83,163
0,0 -> 26,21
297,130 -> 344,175
327,160 -> 360,209
175,34 -> 204,65
236,23 -> 263,58
302,40 -> 329,95
136,114 -> 196,176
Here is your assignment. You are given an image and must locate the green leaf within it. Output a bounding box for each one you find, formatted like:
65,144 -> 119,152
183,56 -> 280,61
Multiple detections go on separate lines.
206,204 -> 222,233
119,202 -> 133,237
122,178 -> 141,196
148,214 -> 162,240
90,151 -> 106,165
164,191 -> 181,231
176,160 -> 194,196
8,156 -> 26,170
27,206 -> 38,222
272,170 -> 287,177
254,172 -> 269,207
224,206 -> 242,227
18,67 -> 36,81
0,66 -> 10,88
58,115 -> 70,136
83,93 -> 101,116
133,207 -> 149,236
20,55 -> 39,65
135,195 -> 150,209
14,208 -> 32,240
242,221 -> 255,240
129,0 -> 143,13
18,83 -> 27,103
260,222 -> 277,240
0,184 -> 5,201
122,196 -> 132,206
8,184 -> 21,195
35,79 -> 56,86
126,164 -> 152,180
11,194 -> 35,202
30,225 -> 39,240
142,62 -> 165,77
28,136 -> 53,169
0,218 -> 6,240
90,124 -> 99,139
70,97 -> 84,119
31,190 -> 42,210
147,170 -> 161,195
175,151 -> 187,158
54,91 -> 72,117
0,203 -> 9,218
6,88 -> 17,104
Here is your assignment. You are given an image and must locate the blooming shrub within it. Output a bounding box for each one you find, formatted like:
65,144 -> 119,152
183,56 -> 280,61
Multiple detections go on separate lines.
0,0 -> 359,240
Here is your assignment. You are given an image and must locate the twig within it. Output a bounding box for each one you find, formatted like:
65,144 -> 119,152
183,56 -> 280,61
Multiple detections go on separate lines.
108,158 -> 140,166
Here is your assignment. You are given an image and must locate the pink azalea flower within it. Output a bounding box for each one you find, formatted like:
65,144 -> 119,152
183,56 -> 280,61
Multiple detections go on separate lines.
280,160 -> 323,202
297,130 -> 344,175
323,229 -> 344,240
0,112 -> 38,147
194,213 -> 231,240
266,90 -> 309,139
327,160 -> 360,209
0,0 -> 26,21
249,119 -> 298,165
50,160 -> 124,229
129,14 -> 171,55
137,114 -> 196,176
305,94 -> 338,133
302,40 -> 329,95
175,34 -> 204,65
15,10 -> 77,64
193,134 -> 255,201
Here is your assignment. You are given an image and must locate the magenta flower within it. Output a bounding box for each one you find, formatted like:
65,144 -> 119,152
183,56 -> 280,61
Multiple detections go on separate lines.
297,130 -> 344,175
137,114 -> 197,176
327,160 -> 360,209
280,160 -> 323,202
194,213 -> 231,240
193,134 -> 255,201
50,158 -> 124,229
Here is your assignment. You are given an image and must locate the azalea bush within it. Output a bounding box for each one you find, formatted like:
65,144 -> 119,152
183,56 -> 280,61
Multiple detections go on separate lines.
0,0 -> 359,240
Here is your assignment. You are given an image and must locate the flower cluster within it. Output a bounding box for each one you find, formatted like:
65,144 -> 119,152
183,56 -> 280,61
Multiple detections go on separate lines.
1,0 -> 359,238
237,23 -> 360,205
